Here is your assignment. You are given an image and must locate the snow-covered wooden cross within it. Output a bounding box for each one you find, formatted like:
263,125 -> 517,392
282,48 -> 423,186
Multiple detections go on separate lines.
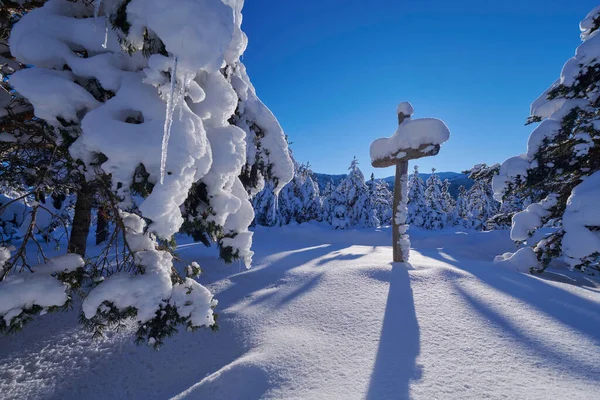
370,102 -> 450,263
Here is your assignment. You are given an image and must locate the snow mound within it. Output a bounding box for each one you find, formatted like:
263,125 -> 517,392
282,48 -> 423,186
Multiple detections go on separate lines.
370,115 -> 450,162
396,101 -> 414,116
493,247 -> 540,273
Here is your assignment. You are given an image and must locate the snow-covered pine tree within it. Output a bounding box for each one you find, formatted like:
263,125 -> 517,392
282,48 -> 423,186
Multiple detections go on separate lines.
367,173 -> 392,226
493,6 -> 600,273
455,185 -> 470,227
406,165 -> 427,228
363,174 -> 380,228
465,164 -> 499,230
320,181 -> 335,224
296,163 -> 322,223
252,158 -> 320,226
330,157 -> 370,229
441,178 -> 457,226
1,0 -> 292,345
422,168 -> 446,230
378,180 -> 393,226
274,174 -> 299,226
366,173 -> 377,206
487,187 -> 529,230
251,181 -> 281,227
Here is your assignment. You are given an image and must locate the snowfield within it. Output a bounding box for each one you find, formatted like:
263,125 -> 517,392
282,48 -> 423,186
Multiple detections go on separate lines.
1,224 -> 600,399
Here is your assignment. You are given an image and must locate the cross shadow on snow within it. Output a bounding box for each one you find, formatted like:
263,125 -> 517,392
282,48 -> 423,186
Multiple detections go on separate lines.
366,262 -> 421,400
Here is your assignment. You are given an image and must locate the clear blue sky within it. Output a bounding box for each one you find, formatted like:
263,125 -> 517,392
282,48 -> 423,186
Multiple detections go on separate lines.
241,0 -> 598,178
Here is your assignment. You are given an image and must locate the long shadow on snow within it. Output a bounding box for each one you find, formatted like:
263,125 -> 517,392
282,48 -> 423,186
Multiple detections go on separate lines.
216,243 -> 337,307
421,248 -> 600,346
276,273 -> 324,307
13,229 -> 381,399
366,263 -> 421,400
216,227 -> 375,308
452,283 -> 600,378
316,252 -> 369,266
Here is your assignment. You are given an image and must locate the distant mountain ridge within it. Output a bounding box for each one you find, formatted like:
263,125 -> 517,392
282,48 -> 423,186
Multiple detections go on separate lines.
314,171 -> 474,198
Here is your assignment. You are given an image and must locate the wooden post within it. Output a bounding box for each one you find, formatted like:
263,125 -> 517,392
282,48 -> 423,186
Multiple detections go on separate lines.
371,102 -> 447,263
393,161 -> 408,262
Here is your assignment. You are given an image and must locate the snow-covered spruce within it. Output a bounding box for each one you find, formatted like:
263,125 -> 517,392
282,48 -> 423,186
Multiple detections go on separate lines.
329,157 -> 372,229
252,156 -> 321,227
367,173 -> 393,226
493,6 -> 600,273
463,164 -> 499,231
422,168 -> 446,230
274,160 -> 321,225
320,181 -> 336,224
4,0 -> 292,343
407,165 -> 427,228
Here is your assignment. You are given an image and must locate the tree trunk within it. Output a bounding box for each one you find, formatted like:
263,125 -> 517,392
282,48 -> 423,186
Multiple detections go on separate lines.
95,205 -> 109,245
68,183 -> 94,257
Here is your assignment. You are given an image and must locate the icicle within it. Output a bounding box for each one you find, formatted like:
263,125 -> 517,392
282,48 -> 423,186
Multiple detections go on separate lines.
160,57 -> 178,185
102,19 -> 109,49
271,192 -> 279,225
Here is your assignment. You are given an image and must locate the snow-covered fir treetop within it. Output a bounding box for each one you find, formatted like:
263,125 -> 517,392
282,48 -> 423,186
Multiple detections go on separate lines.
370,102 -> 450,166
580,6 -> 600,39
529,6 -> 600,120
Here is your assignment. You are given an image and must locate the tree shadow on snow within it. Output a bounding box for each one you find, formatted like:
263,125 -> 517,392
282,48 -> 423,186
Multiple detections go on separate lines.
215,243 -> 337,307
422,248 -> 600,348
366,263 -> 421,400
276,272 -> 324,307
316,252 -> 369,267
452,283 -> 600,377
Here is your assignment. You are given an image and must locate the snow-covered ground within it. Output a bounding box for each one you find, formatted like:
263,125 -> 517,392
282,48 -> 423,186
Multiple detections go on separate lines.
1,224 -> 600,399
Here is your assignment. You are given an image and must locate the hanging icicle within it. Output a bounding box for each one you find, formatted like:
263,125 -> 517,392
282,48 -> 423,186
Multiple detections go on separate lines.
160,56 -> 178,185
271,192 -> 280,226
102,18 -> 109,49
